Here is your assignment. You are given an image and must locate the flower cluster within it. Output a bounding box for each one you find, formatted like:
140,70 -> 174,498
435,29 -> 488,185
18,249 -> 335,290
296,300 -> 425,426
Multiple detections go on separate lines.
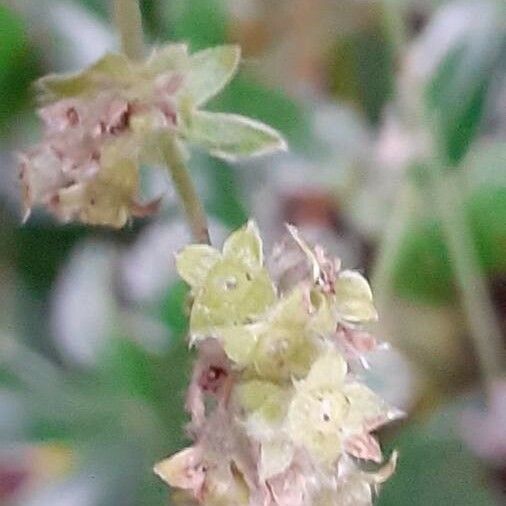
19,45 -> 285,227
155,221 -> 401,506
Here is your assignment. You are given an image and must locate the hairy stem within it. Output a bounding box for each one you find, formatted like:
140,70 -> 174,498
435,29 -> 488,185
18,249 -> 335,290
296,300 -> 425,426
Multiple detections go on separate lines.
162,136 -> 211,244
428,162 -> 504,390
113,0 -> 145,60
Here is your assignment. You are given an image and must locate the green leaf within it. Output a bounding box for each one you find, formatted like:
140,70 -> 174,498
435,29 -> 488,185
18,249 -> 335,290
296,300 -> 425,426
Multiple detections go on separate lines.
395,145 -> 506,304
98,338 -> 157,402
184,110 -> 287,161
158,280 -> 190,337
14,225 -> 85,295
145,43 -> 189,77
185,45 -> 241,106
211,75 -> 312,149
167,0 -> 229,50
464,142 -> 506,274
204,156 -> 249,228
468,188 -> 506,274
426,3 -> 505,165
175,244 -> 221,287
0,5 -> 38,128
329,20 -> 394,125
393,218 -> 455,304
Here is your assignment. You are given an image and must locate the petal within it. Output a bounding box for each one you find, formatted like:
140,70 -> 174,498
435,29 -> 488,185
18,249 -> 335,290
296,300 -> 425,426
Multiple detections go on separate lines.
175,244 -> 221,287
184,45 -> 241,106
334,271 -> 378,323
183,111 -> 287,162
154,447 -> 205,493
259,440 -> 294,480
189,265 -> 276,335
145,43 -> 189,76
223,220 -> 263,269
236,380 -> 287,422
131,197 -> 162,218
305,350 -> 348,390
371,451 -> 398,483
342,383 -> 387,432
269,287 -> 309,327
344,433 -> 383,463
286,224 -> 321,282
287,388 -> 345,465
220,325 -> 258,366
267,466 -> 306,506
37,53 -> 131,102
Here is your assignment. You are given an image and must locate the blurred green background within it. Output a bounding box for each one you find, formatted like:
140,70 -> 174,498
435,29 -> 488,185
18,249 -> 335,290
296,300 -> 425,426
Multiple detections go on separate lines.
0,0 -> 505,504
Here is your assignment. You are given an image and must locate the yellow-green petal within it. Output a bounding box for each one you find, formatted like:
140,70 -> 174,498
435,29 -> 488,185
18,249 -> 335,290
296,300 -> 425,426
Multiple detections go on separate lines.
343,383 -> 385,432
333,270 -> 378,322
144,43 -> 189,77
259,440 -> 294,480
222,220 -> 263,270
220,325 -> 258,366
304,350 -> 347,390
287,387 -> 346,465
175,244 -> 221,287
190,260 -> 275,333
236,380 -> 287,423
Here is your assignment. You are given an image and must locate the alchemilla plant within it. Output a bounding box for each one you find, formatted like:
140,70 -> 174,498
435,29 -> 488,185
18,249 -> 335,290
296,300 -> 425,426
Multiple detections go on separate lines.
18,1 -> 401,505
154,222 -> 400,506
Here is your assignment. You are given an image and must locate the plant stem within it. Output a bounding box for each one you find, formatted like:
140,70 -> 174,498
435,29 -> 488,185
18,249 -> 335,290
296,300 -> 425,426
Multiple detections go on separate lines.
112,1 -> 210,244
113,0 -> 145,60
427,161 -> 505,390
162,136 -> 211,244
372,180 -> 417,320
382,0 -> 408,61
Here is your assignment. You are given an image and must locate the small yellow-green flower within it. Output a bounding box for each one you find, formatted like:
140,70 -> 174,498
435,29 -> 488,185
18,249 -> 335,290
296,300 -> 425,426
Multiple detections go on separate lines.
176,221 -> 276,339
216,285 -> 337,381
287,351 -> 387,465
235,289 -> 326,379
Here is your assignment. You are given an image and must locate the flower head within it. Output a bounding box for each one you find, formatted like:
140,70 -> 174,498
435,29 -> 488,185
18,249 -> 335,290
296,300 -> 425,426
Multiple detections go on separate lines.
156,222 -> 401,505
19,46 -> 286,226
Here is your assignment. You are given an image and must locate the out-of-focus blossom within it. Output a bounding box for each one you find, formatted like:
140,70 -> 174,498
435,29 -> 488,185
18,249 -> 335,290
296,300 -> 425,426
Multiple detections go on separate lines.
461,379 -> 506,466
19,45 -> 286,227
0,445 -> 73,504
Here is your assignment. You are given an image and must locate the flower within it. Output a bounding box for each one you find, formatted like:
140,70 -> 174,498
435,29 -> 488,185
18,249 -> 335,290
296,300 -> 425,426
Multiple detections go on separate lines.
287,351 -> 396,465
19,46 -> 286,227
156,222 -> 401,506
286,224 -> 378,323
175,221 -> 276,339
219,287 -> 330,381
